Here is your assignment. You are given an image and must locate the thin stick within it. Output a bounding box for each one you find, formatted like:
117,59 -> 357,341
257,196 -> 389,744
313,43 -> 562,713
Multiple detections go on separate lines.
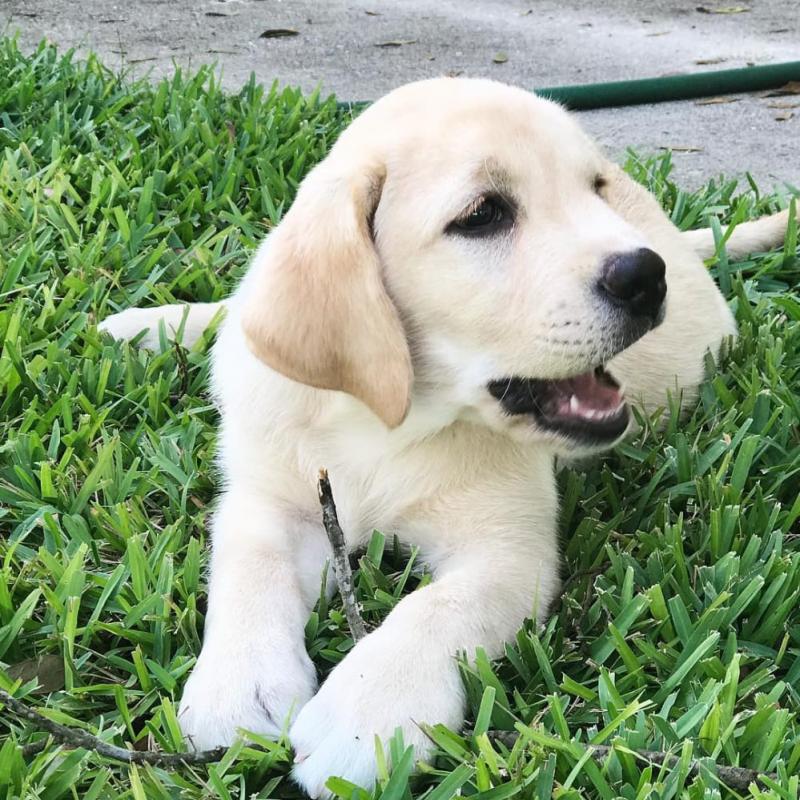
3,490 -> 775,792
485,730 -> 772,792
317,468 -> 367,642
5,681 -> 776,789
4,682 -> 776,791
2,689 -> 227,766
314,472 -> 771,792
7,467 -> 368,767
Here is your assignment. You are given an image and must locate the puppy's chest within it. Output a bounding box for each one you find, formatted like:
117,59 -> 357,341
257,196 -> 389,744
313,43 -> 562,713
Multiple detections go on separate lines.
296,425 -> 464,549
308,451 -> 423,548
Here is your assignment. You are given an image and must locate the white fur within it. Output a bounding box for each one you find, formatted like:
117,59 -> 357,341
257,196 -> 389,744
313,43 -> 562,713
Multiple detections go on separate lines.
99,301 -> 224,349
99,78 -> 788,798
682,208 -> 792,260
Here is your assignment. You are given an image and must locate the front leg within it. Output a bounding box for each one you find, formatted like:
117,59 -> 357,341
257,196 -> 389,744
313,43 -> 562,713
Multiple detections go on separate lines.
290,494 -> 559,797
179,488 -> 329,748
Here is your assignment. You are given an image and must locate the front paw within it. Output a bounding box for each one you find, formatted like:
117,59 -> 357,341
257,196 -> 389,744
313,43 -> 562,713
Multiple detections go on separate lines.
179,646 -> 317,750
290,634 -> 464,798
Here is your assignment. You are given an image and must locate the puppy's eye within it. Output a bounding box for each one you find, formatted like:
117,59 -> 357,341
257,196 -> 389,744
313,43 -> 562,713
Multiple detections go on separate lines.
449,196 -> 511,236
593,175 -> 607,194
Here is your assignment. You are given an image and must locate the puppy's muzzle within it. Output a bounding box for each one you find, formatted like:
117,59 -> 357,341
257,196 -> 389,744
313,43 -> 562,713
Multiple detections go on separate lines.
597,248 -> 667,342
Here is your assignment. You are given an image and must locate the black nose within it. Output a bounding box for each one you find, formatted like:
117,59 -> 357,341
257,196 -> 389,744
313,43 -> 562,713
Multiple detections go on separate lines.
598,248 -> 667,321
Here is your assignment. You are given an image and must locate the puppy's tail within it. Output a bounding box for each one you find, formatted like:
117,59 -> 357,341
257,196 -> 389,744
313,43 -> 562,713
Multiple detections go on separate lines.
682,208 -> 792,261
99,301 -> 226,349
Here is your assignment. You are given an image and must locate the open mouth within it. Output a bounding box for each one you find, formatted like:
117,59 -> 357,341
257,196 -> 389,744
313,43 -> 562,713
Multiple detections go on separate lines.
487,366 -> 629,443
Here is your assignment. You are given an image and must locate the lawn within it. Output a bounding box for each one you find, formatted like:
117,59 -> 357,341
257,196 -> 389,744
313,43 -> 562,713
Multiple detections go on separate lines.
1,38 -> 799,800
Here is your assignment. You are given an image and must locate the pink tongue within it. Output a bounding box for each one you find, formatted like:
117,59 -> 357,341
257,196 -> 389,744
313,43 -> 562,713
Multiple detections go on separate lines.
553,371 -> 623,413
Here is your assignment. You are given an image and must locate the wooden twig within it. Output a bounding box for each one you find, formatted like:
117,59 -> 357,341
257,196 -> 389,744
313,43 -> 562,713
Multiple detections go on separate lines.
313,473 -> 773,793
21,738 -> 49,758
2,485 -> 778,793
485,730 -> 772,792
3,678 -> 778,792
7,467 -> 367,768
5,681 -> 776,790
317,468 -> 367,642
2,689 -> 226,766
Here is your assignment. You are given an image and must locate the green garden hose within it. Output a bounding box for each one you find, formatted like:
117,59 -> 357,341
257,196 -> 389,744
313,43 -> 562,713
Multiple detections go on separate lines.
339,61 -> 800,112
540,60 -> 800,110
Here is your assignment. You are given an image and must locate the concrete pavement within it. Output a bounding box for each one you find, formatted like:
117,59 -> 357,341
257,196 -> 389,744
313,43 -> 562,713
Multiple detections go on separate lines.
2,0 -> 798,188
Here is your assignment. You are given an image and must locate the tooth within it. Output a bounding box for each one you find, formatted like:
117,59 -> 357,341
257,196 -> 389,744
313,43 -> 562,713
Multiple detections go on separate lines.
585,409 -> 597,419
569,395 -> 579,413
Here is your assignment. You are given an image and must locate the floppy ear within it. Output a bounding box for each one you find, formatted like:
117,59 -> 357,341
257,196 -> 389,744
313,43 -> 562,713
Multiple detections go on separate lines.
241,159 -> 413,428
600,163 -> 671,233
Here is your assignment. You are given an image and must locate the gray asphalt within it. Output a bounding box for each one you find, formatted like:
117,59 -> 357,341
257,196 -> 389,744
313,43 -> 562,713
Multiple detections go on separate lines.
2,0 -> 798,189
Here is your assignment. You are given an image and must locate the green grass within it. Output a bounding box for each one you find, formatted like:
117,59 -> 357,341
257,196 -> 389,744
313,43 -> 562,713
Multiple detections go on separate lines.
1,37 -> 799,800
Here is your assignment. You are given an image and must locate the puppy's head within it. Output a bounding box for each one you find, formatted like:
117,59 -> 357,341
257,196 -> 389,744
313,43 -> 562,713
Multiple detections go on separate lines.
242,78 -> 670,452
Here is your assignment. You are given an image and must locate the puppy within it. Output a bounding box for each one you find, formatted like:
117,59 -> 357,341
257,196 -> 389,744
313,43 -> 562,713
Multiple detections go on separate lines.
100,77 -> 790,797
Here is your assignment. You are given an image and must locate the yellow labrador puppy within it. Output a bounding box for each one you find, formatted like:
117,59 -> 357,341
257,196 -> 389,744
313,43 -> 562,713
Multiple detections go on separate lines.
100,78 -> 789,796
